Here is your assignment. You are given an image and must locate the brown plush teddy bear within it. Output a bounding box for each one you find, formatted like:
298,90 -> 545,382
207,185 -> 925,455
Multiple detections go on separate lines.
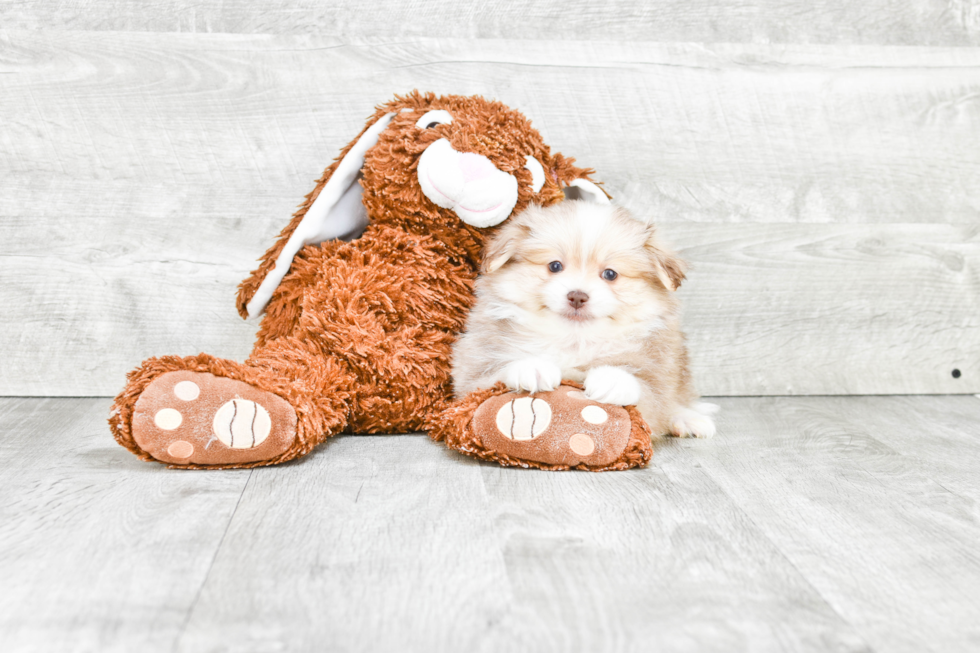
109,91 -> 653,471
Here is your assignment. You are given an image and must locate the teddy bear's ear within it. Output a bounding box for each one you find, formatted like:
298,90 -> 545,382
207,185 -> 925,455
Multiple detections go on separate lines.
545,152 -> 611,205
562,178 -> 611,205
238,112 -> 397,319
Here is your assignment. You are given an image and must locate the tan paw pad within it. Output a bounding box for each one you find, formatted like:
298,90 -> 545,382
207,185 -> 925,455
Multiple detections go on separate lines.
581,405 -> 608,424
173,381 -> 200,401
154,408 -> 182,430
213,399 -> 272,449
494,397 -> 551,441
568,433 -> 595,456
167,440 -> 194,459
153,408 -> 184,431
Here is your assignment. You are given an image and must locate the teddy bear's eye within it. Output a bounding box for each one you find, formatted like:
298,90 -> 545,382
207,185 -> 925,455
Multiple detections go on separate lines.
416,110 -> 453,130
601,269 -> 618,281
548,261 -> 564,273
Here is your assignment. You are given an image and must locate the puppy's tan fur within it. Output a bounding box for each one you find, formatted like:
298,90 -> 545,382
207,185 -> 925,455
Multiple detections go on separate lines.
453,201 -> 715,438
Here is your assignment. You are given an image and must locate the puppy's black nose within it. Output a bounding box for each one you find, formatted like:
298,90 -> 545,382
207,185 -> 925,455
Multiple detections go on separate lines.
567,290 -> 589,309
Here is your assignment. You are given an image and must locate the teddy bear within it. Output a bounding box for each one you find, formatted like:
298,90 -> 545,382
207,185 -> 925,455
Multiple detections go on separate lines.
109,91 -> 654,471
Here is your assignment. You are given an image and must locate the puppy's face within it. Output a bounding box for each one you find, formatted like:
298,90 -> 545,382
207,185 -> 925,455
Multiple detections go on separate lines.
482,201 -> 686,328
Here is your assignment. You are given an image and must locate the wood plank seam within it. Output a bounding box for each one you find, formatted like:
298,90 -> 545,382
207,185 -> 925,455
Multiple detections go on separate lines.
172,469 -> 255,651
659,451 -> 875,646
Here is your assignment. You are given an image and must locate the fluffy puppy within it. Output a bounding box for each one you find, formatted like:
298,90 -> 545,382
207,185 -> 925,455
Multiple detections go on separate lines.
452,200 -> 716,438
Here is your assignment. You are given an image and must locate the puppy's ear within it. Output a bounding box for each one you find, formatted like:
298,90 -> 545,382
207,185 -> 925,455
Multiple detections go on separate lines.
645,231 -> 687,291
482,220 -> 530,274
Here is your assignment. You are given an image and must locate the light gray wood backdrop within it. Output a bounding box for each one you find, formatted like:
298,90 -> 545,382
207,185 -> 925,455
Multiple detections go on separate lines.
1,4 -> 979,397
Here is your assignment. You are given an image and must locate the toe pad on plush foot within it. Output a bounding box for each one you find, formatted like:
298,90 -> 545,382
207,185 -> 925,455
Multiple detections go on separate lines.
132,371 -> 297,467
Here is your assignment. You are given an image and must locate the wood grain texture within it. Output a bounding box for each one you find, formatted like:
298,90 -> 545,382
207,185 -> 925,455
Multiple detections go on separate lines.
0,397 -> 252,652
693,396 -> 980,653
5,396 -> 980,651
675,223 -> 980,396
3,35 -> 979,225
2,32 -> 979,396
120,420 -> 870,653
477,457 -> 869,652
2,0 -> 980,45
176,435 -> 513,652
844,395 -> 980,501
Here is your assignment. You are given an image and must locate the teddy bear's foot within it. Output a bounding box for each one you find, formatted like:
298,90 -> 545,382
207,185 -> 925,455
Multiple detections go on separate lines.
130,370 -> 297,467
433,384 -> 653,471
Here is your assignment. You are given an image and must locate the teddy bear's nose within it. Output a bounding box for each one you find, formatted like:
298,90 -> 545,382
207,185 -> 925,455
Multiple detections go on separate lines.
567,290 -> 589,309
459,152 -> 497,183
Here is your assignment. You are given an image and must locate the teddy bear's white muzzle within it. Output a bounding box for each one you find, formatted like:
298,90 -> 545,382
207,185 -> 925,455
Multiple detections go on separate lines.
417,138 -> 518,228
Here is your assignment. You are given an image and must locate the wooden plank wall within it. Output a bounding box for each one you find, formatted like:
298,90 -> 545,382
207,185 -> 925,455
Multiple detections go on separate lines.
1,3 -> 978,397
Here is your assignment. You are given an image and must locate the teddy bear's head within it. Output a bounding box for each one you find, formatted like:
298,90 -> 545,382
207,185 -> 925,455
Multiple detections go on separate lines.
242,91 -> 609,319
360,92 -> 603,237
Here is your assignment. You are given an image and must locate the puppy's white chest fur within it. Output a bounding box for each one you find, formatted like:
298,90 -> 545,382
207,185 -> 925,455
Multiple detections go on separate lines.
515,314 -> 654,378
555,332 -> 632,374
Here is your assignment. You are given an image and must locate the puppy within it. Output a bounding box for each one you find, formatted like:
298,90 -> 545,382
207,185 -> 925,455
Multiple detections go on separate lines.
452,200 -> 716,438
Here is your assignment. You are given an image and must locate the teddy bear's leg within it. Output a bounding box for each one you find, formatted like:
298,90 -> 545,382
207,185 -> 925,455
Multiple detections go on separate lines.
429,383 -> 654,471
110,340 -> 355,469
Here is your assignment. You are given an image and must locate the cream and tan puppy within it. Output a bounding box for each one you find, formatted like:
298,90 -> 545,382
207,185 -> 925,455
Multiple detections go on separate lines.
452,200 -> 716,438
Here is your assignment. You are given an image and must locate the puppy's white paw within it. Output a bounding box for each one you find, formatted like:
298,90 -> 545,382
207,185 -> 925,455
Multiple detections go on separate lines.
670,406 -> 716,439
502,358 -> 562,394
694,401 -> 720,416
584,366 -> 641,406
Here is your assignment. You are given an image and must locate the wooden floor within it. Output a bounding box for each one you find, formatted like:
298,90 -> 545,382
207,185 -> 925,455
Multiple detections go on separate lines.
1,396 -> 978,652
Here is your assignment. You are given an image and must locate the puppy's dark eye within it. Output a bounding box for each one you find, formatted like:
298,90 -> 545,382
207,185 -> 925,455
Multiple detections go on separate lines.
548,261 -> 564,273
601,269 -> 618,281
426,122 -> 440,129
